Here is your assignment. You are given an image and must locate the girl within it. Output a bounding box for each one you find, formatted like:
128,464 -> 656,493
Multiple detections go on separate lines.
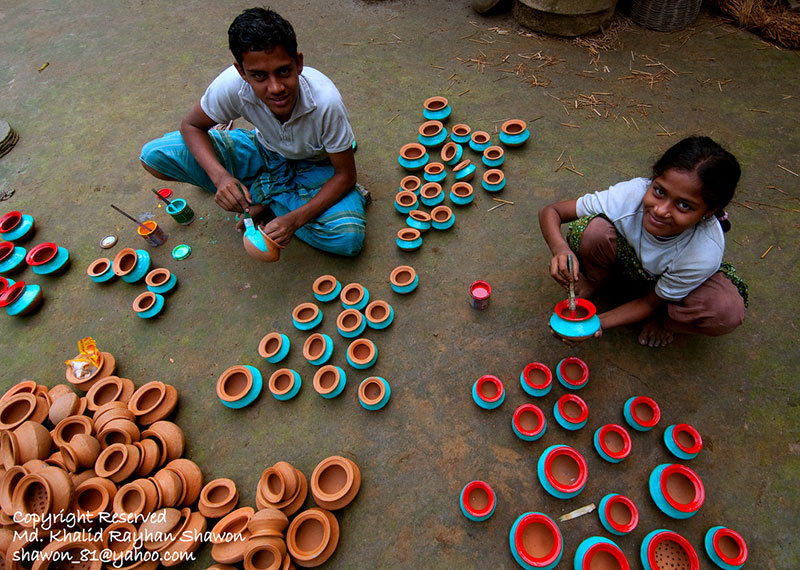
539,136 -> 748,347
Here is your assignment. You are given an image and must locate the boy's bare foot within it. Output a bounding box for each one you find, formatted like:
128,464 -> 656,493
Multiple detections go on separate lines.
638,316 -> 674,347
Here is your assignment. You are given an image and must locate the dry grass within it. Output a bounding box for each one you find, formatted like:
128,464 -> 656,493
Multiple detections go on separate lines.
714,0 -> 800,48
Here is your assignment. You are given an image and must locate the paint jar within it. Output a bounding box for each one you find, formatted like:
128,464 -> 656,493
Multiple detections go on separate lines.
136,220 -> 168,247
460,480 -> 496,522
469,280 -> 491,309
166,199 -> 195,225
705,526 -> 747,570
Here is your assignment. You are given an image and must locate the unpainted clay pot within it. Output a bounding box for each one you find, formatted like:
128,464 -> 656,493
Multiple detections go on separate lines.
102,521 -> 140,564
12,466 -> 75,523
211,506 -> 254,563
0,465 -> 28,514
1,380 -> 37,402
97,418 -> 141,447
69,468 -> 97,487
0,393 -> 42,431
65,351 -> 116,392
243,226 -> 284,263
51,414 -> 95,448
95,443 -> 141,483
139,507 -> 182,550
59,433 -> 101,473
1,420 -> 52,468
113,477 -> 160,518
159,510 -> 207,567
73,476 -> 117,520
128,381 -> 178,425
94,401 -> 136,432
248,507 -> 290,537
141,420 -> 185,466
150,466 -> 184,508
45,450 -> 67,470
310,456 -> 361,511
286,508 -> 339,568
256,462 -> 308,516
199,478 -> 239,519
244,535 -> 287,570
133,437 -> 161,477
164,457 -> 203,507
47,392 -> 81,426
259,462 -> 299,506
399,175 -> 421,194
48,384 -> 73,402
85,375 -> 135,411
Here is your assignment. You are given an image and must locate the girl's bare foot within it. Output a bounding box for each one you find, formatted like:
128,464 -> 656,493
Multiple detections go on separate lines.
638,316 -> 674,347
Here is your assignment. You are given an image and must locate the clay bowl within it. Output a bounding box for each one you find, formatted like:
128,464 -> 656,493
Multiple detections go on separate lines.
141,420 -> 185,465
451,123 -> 471,140
419,182 -> 442,203
248,507 -> 290,537
60,433 -> 101,473
336,309 -> 363,337
199,478 -> 239,519
113,478 -> 160,518
164,458 -> 203,507
211,506 -> 254,564
347,338 -> 377,368
47,392 -> 81,426
51,415 -> 95,448
134,437 -> 162,477
244,535 -> 287,570
85,376 -> 135,411
128,381 -> 178,426
97,418 -> 141,447
159,510 -> 207,567
310,456 -> 361,511
390,265 -> 417,292
0,420 -> 52,468
73,476 -> 117,520
139,507 -> 183,550
286,508 -> 339,567
149,466 -> 184,508
0,393 -> 41,431
102,521 -> 139,563
1,380 -> 38,402
95,443 -> 141,483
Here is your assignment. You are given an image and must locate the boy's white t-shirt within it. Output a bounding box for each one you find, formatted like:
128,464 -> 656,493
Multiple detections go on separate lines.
575,177 -> 724,301
200,66 -> 354,162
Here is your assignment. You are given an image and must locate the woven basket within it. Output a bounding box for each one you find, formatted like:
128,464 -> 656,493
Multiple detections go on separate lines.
626,0 -> 702,31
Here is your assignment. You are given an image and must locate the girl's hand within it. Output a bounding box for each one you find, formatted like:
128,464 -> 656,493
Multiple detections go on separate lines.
549,251 -> 580,289
550,325 -> 602,347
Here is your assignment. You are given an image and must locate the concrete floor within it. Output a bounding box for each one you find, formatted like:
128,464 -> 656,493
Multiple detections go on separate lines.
1,1 -> 799,568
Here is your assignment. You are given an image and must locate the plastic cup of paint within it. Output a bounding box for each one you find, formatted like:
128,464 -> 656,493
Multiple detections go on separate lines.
470,280 -> 491,310
136,220 -> 168,247
166,198 -> 195,225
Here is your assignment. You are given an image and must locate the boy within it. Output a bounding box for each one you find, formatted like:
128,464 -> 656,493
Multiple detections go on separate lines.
140,7 -> 367,256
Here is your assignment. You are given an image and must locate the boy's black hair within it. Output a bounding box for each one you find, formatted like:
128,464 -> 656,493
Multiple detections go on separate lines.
228,7 -> 298,66
652,136 -> 740,231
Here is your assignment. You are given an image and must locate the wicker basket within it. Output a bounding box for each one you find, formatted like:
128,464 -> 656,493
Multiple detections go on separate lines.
626,0 -> 702,31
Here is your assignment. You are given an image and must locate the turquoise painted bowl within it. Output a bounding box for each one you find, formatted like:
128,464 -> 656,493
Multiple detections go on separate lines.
423,162 -> 447,183
0,282 -> 42,316
705,526 -> 747,570
423,96 -> 451,121
550,298 -> 601,340
258,332 -> 290,364
418,120 -> 448,147
399,175 -> 422,195
598,493 -> 639,536
449,182 -> 474,206
509,512 -> 563,570
537,444 -> 588,499
0,212 -> 35,242
573,536 -> 629,570
664,423 -> 703,460
0,242 -> 26,274
481,170 -> 506,192
145,268 -> 177,294
27,243 -> 70,275
556,356 -> 590,390
472,375 -> 504,410
623,396 -> 661,432
420,183 -> 444,207
499,119 -> 530,147
469,131 -> 491,153
365,300 -> 394,330
303,333 -> 334,366
460,480 -> 495,522
406,210 -> 431,232
313,365 -> 347,399
450,124 -> 472,144
132,291 -> 165,319
649,463 -> 705,519
482,146 -> 505,167
395,191 -> 418,214
115,249 -> 151,284
390,266 -> 418,294
520,362 -> 552,397
512,404 -> 546,442
453,160 -> 476,182
87,258 -> 116,283
347,338 -> 378,370
358,376 -> 390,410
269,368 -> 302,401
0,277 -> 14,295
340,283 -> 370,311
312,274 -> 341,303
219,365 -> 263,409
440,141 -> 463,166
593,424 -> 632,463
553,394 -> 588,431
292,302 -> 323,331
641,529 -> 699,570
396,228 -> 422,251
336,308 -> 366,338
430,206 -> 454,230
398,143 -> 429,171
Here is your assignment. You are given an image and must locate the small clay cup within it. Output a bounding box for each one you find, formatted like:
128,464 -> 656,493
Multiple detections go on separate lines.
399,175 -> 421,194
1,380 -> 37,402
1,421 -> 52,468
134,437 -> 161,477
95,443 -> 141,483
60,433 -> 101,473
0,393 -> 41,431
73,476 -> 117,519
199,478 -> 239,519
113,478 -> 160,518
159,510 -> 207,567
139,506 -> 182,550
141,420 -> 185,465
102,521 -> 139,564
248,507 -> 290,537
310,456 -> 361,511
286,508 -> 339,567
48,392 -> 81,426
150,467 -> 184,508
244,535 -> 287,570
97,418 -> 141,447
164,458 -> 203,507
128,381 -> 178,425
93,401 -> 135,432
51,415 -> 95,448
85,376 -> 135,411
210,506 -> 254,564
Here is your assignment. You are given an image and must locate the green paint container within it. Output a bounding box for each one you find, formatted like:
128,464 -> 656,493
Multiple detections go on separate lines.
166,198 -> 195,225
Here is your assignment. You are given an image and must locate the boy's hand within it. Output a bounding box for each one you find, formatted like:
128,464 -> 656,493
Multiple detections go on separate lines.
235,204 -> 270,232
550,251 -> 580,289
260,212 -> 300,247
214,175 -> 251,213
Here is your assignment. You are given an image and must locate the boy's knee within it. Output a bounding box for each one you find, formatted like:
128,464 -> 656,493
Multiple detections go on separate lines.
335,232 -> 364,257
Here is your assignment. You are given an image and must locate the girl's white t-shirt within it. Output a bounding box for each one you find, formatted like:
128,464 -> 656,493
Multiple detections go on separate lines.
576,177 -> 724,301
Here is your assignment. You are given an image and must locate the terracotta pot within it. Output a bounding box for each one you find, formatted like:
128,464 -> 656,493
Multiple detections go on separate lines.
481,168 -> 506,192
450,123 -> 472,143
459,480 -> 496,522
268,369 -> 302,401
649,463 -> 705,519
574,536 -> 629,570
21,458 -> 49,473
159,510 -> 207,567
423,96 -> 451,121
97,418 -> 141,447
419,182 -> 443,207
520,362 -> 553,397
406,209 -> 432,233
553,393 -> 589,431
113,478 -> 160,518
311,274 -> 341,303
164,458 -> 203,507
85,375 -> 135,411
397,142 -> 429,171
512,404 -> 546,442
87,257 -> 116,283
94,401 -> 135,431
150,467 -> 184,508
335,308 -> 365,339
244,535 -> 287,570
346,338 -> 378,370
537,444 -> 588,499
102,521 -> 139,564
594,424 -> 632,463
1,380 -> 37,402
663,423 -> 703,461
430,205 -> 454,230
440,141 -> 463,166
469,130 -> 491,152
0,393 -> 41,431
47,392 -> 81,426
0,281 -> 43,317
60,433 -> 101,472
95,443 -> 141,483
705,526 -> 748,570
623,396 -> 661,432
396,227 -> 422,251
390,265 -> 418,294
482,145 -> 505,167
12,466 -> 74,523
258,463 -> 298,505
69,468 -> 97,487
133,438 -> 161,477
256,463 -> 307,516
241,225 -> 284,263
509,512 -> 563,570
499,119 -> 530,147
472,375 -> 504,410
555,356 -> 590,390
449,181 -> 474,206
339,283 -> 369,311
452,159 -> 476,182
312,366 -> 346,399
1,421 -> 52,468
399,175 -> 421,195
357,377 -> 391,411
211,506 -> 254,563
47,384 -> 73,402
139,507 -> 182,550
73,476 -> 117,520
417,120 -> 447,147
641,529 -> 699,570
199,478 -> 239,519
598,493 -> 639,536
65,351 -> 116,392
0,465 -> 28,514
128,381 -> 178,425
291,302 -> 322,331
51,415 -> 95,448
423,161 -> 446,183
45,450 -> 67,470
248,508 -> 289,537
394,190 -> 418,214
141,420 -> 185,466
258,332 -> 291,364
302,333 -> 334,366
310,456 -> 361,511
145,267 -> 178,295
286,508 -> 339,568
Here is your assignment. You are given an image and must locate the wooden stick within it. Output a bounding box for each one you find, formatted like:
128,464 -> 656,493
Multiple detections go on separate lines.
760,245 -> 773,259
151,189 -> 171,205
487,203 -> 505,212
386,113 -> 400,125
778,164 -> 799,177
110,205 -> 149,230
566,167 -> 584,177
492,198 -> 514,205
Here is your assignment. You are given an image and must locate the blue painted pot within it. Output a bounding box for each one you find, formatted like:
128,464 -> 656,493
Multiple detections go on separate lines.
472,375 -> 504,410
398,143 -> 429,171
664,423 -> 703,460
598,493 -> 638,536
145,268 -> 177,294
420,183 -> 444,207
365,300 -> 394,330
449,182 -> 474,205
649,463 -> 705,519
549,298 -> 601,340
396,228 -> 422,251
390,265 -> 418,294
482,146 -> 505,167
705,526 -> 747,570
340,283 -> 370,311
218,365 -> 263,409
440,141 -> 463,166
460,480 -> 496,522
423,96 -> 451,121
313,365 -> 347,399
347,338 -> 378,369
423,162 -> 447,183
399,175 -> 422,195
641,529 -> 699,570
556,356 -> 589,390
0,281 -> 42,316
520,362 -> 552,397
312,274 -> 341,303
499,120 -> 530,147
358,376 -> 390,410
303,333 -> 334,366
481,169 -> 506,193
430,206 -> 454,230
623,396 -> 661,432
113,248 -> 151,284
258,332 -> 290,364
0,242 -> 26,274
450,124 -> 472,144
553,394 -> 588,431
453,160 -> 476,182
406,210 -> 431,232
268,368 -> 302,401
512,404 -> 546,441
418,120 -> 448,147
87,258 -> 116,283
593,424 -> 632,463
132,291 -> 165,319
0,277 -> 14,295
0,212 -> 35,242
537,445 -> 588,499
336,308 -> 366,338
395,191 -> 418,214
292,302 -> 323,331
509,512 -> 563,570
573,537 -> 629,570
469,131 -> 491,153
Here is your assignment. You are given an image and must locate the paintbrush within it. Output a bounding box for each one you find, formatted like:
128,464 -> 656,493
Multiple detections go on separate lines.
110,204 -> 150,232
567,254 -> 577,316
151,189 -> 172,205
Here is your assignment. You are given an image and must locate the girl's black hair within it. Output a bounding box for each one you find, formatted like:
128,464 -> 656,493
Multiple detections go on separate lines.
652,136 -> 740,232
228,8 -> 298,66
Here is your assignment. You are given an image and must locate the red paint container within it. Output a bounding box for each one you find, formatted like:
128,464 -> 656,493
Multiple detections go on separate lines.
470,280 -> 491,309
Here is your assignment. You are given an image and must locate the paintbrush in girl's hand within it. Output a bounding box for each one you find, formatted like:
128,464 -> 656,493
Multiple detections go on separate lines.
568,254 -> 577,316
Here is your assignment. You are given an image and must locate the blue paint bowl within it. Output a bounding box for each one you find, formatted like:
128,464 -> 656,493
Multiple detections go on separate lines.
556,356 -> 590,390
113,248 -> 151,284
398,143 -> 429,171
593,424 -> 632,463
520,362 -> 552,397
390,266 -> 418,294
705,526 -> 747,570
0,242 -> 26,275
303,333 -> 334,366
0,212 -> 35,242
312,274 -> 341,303
449,182 -> 474,205
365,300 -> 394,330
313,365 -> 347,399
347,338 -> 378,369
423,96 -> 451,121
598,493 -> 639,536
469,131 -> 491,153
641,529 -> 699,570
27,243 -> 70,275
406,210 -> 432,232
418,120 -> 448,147
664,423 -> 703,460
395,191 -> 419,214
499,120 -> 530,147
145,268 -> 177,294
573,536 -> 629,570
132,291 -> 165,319
460,480 -> 496,522
550,298 -> 601,340
450,124 -> 472,144
87,258 -> 116,283
218,365 -> 263,409
512,404 -> 546,442
340,283 -> 370,311
623,396 -> 661,432
440,142 -> 463,166
509,512 -> 563,570
358,376 -> 390,410
0,281 -> 43,316
482,146 -> 505,167
292,302 -> 323,331
423,162 -> 447,183
649,463 -> 705,519
430,206 -> 454,230
337,308 -> 366,338
396,228 -> 422,251
420,182 -> 444,207
269,368 -> 302,401
553,394 -> 588,431
258,332 -> 290,364
472,375 -> 504,410
537,444 -> 588,499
